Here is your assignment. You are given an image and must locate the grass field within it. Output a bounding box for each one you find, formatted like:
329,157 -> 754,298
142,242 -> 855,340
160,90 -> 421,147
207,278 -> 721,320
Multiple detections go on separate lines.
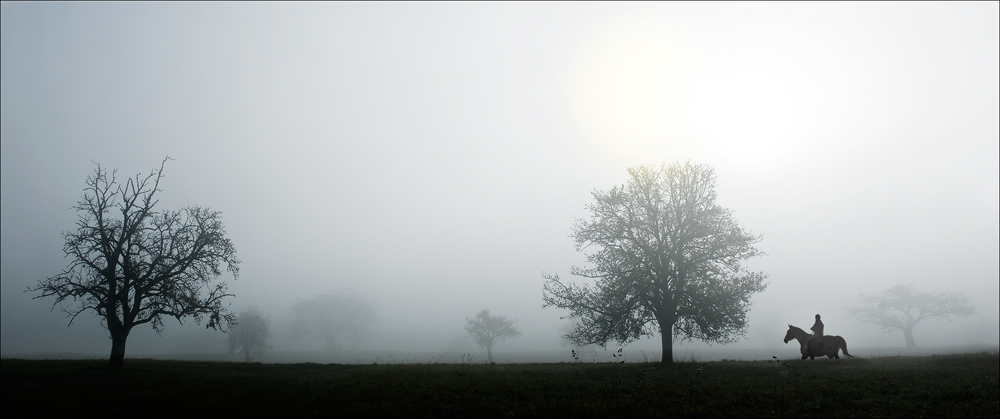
2,352 -> 997,418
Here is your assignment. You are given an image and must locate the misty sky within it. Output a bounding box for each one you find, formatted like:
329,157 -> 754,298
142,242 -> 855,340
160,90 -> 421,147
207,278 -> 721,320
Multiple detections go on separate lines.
2,2 -> 997,359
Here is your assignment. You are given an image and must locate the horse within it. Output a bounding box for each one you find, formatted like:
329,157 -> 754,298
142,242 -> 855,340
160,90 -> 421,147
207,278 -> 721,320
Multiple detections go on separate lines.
783,324 -> 854,360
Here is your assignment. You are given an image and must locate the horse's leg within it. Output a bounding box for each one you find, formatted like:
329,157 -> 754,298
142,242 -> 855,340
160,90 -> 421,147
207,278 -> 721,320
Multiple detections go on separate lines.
801,354 -> 808,360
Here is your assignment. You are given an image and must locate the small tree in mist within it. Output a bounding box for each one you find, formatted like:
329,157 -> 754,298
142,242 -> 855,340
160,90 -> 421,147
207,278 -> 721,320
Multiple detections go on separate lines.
557,321 -> 600,360
543,162 -> 768,364
465,309 -> 521,363
28,158 -> 239,368
845,284 -> 975,348
227,307 -> 272,362
288,291 -> 378,351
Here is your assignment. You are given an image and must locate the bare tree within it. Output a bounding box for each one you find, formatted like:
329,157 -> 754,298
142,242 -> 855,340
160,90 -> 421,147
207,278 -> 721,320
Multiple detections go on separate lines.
845,284 -> 975,348
227,307 -> 272,362
465,309 -> 520,363
543,162 -> 767,364
29,158 -> 240,368
288,290 -> 378,351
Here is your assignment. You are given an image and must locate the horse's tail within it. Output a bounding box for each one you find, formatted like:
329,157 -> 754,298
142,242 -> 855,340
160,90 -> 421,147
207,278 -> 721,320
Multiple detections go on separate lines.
838,336 -> 854,358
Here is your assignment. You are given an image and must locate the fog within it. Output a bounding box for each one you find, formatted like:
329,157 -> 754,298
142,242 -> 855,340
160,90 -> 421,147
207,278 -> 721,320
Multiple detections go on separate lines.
2,2 -> 997,363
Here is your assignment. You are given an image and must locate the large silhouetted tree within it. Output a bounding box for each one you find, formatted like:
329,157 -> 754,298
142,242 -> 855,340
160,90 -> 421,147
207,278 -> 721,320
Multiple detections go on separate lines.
288,291 -> 378,350
227,307 -> 272,362
29,158 -> 240,368
845,284 -> 975,348
543,162 -> 767,364
465,309 -> 520,363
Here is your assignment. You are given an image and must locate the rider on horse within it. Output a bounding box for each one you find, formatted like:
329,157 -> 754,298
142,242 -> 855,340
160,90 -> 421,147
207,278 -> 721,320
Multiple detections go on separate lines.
803,314 -> 824,354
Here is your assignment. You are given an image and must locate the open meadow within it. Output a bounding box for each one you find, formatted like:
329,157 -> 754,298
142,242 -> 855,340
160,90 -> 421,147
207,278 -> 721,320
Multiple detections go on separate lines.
2,352 -> 997,418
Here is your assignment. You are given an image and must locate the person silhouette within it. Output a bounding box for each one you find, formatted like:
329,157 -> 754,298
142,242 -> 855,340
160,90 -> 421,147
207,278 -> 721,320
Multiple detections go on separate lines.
811,314 -> 824,337
802,314 -> 825,356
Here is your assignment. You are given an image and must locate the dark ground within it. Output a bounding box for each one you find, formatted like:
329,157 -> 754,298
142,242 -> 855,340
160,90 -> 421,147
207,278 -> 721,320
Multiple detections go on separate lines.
3,352 -> 998,418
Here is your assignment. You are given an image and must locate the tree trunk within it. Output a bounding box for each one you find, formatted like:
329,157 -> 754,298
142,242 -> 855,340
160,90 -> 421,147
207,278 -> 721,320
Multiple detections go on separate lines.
109,329 -> 130,369
660,332 -> 673,364
656,311 -> 676,364
903,326 -> 916,348
486,344 -> 494,363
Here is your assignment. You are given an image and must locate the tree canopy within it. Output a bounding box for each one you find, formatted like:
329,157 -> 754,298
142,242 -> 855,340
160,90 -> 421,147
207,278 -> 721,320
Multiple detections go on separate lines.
227,307 -> 272,362
845,284 -> 975,348
465,309 -> 520,363
288,290 -> 379,351
30,158 -> 240,368
543,162 -> 767,364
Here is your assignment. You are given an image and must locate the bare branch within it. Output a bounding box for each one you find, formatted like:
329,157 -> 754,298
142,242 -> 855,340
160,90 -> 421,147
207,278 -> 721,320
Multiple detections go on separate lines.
28,158 -> 239,368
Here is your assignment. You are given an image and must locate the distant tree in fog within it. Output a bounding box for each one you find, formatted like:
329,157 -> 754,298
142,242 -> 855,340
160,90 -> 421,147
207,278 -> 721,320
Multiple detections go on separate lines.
288,291 -> 378,351
845,284 -> 975,348
465,309 -> 520,363
557,321 -> 600,360
543,162 -> 767,364
227,307 -> 272,362
29,158 -> 240,369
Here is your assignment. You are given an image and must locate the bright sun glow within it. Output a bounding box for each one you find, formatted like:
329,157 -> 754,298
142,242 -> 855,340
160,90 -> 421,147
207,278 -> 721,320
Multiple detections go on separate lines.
690,48 -> 819,166
569,17 -> 695,161
571,17 -> 822,168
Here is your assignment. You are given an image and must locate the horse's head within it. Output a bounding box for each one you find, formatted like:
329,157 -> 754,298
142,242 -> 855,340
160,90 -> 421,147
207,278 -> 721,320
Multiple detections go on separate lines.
783,324 -> 799,344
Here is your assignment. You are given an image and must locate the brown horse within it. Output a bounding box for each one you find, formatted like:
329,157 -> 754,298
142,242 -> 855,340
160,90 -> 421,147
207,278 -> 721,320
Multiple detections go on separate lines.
783,324 -> 854,360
